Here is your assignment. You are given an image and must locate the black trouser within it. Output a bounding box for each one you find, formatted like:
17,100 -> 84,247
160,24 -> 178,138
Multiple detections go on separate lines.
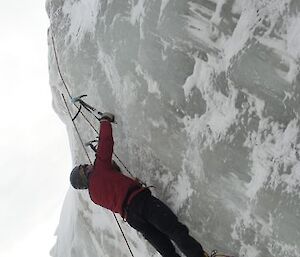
126,190 -> 204,257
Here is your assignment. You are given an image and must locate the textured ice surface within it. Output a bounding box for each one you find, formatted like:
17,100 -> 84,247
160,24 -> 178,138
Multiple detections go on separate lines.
47,0 -> 300,256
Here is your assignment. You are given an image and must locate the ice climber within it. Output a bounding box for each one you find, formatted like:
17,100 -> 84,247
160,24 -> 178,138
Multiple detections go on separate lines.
70,113 -> 207,257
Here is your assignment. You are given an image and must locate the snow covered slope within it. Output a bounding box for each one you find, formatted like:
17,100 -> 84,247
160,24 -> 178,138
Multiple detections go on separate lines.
46,0 -> 300,256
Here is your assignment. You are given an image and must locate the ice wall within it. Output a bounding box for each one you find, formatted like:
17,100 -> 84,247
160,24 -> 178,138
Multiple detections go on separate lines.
46,0 -> 300,256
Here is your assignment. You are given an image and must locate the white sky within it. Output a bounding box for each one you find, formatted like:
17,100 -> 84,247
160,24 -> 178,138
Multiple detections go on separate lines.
0,1 -> 71,257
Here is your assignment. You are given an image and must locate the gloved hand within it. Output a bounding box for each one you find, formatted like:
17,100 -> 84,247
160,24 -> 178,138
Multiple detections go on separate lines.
100,112 -> 115,123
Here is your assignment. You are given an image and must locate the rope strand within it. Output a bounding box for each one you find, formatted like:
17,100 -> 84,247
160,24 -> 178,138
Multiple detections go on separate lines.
51,36 -> 72,99
113,213 -> 135,257
51,35 -> 99,132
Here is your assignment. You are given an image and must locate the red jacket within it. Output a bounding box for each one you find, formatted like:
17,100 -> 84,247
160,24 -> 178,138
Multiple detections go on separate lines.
88,121 -> 143,217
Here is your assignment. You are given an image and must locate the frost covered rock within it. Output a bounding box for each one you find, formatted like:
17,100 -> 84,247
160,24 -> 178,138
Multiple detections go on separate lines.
47,0 -> 300,257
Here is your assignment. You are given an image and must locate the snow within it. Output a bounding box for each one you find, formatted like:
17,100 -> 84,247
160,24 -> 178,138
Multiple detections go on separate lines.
61,0 -> 99,48
130,0 -> 145,26
158,0 -> 170,25
47,0 -> 300,256
130,0 -> 146,39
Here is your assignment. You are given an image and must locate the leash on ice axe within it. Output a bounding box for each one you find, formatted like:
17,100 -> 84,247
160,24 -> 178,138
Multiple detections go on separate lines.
71,94 -> 103,121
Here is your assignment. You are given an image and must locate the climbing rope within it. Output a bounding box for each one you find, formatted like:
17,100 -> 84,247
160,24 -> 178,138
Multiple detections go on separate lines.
51,34 -> 135,257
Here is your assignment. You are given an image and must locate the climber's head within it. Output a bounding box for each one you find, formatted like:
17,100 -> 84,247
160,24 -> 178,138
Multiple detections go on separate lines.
70,164 -> 93,190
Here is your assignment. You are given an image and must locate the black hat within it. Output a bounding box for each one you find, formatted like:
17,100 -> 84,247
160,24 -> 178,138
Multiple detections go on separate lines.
70,165 -> 89,189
